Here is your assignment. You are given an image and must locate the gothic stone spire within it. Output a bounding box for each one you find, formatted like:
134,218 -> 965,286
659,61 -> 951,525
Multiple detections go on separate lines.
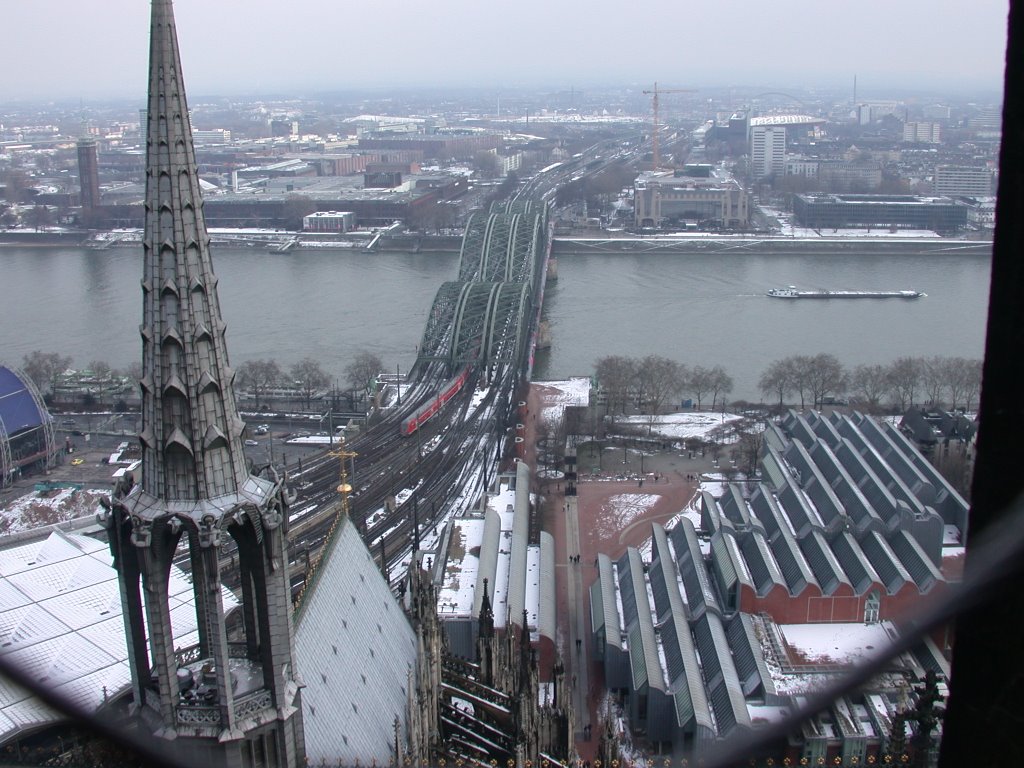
140,0 -> 247,502
102,5 -> 304,764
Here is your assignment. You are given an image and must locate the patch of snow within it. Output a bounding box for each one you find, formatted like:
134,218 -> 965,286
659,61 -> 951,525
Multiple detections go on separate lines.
617,411 -> 744,440
780,621 -> 895,667
0,488 -> 109,536
597,493 -> 660,537
536,378 -> 590,426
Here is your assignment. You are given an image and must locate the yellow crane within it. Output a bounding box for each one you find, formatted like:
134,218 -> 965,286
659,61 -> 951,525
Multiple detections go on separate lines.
642,82 -> 697,170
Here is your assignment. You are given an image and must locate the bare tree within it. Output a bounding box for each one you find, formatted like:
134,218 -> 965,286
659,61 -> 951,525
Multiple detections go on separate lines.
759,358 -> 794,408
943,357 -> 982,411
735,419 -> 765,477
236,359 -> 282,405
21,350 -> 72,395
686,366 -> 715,410
806,353 -> 846,408
290,358 -> 330,409
789,355 -> 814,410
595,356 -> 636,414
281,194 -> 316,230
887,357 -> 923,411
709,366 -> 734,412
960,358 -> 983,411
637,355 -> 683,415
88,360 -> 113,381
920,355 -> 948,406
850,363 -> 890,410
345,351 -> 384,393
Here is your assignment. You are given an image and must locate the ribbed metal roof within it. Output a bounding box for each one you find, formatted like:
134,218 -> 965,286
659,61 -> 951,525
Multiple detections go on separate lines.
799,530 -> 851,595
537,532 -> 556,641
505,461 -> 531,625
727,614 -> 776,698
668,518 -> 720,618
887,529 -> 943,591
694,613 -> 751,736
621,549 -> 664,693
738,529 -> 787,596
831,531 -> 883,594
859,530 -> 913,593
591,553 -> 621,650
834,438 -> 901,526
472,506 -> 502,616
757,491 -> 818,595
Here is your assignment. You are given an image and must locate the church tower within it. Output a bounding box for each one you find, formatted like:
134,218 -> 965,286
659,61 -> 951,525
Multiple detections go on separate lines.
100,2 -> 304,765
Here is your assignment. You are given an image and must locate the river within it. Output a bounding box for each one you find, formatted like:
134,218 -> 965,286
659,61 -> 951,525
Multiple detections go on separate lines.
0,244 -> 992,402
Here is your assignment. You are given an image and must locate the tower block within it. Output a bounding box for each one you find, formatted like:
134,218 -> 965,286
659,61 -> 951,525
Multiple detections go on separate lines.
100,2 -> 304,766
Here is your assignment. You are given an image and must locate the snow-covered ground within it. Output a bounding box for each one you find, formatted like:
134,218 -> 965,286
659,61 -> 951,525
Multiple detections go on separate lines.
0,487 -> 109,536
759,206 -> 943,239
597,493 -> 660,538
536,378 -> 590,426
780,621 -> 895,666
615,411 -> 744,440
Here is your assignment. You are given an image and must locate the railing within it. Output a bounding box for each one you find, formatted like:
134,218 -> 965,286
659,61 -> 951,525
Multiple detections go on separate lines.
174,643 -> 202,667
174,688 -> 272,727
175,703 -> 221,726
175,642 -> 253,667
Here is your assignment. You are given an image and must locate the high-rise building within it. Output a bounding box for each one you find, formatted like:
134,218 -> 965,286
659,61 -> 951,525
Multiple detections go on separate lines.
101,2 -> 305,765
750,126 -> 786,179
76,138 -> 100,210
903,122 -> 942,144
934,165 -> 994,198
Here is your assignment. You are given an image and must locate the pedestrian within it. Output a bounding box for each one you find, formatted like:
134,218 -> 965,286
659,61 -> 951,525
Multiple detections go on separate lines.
576,638 -> 581,651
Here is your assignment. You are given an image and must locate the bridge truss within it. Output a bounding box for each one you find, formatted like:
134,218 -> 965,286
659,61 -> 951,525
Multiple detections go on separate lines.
418,202 -> 549,376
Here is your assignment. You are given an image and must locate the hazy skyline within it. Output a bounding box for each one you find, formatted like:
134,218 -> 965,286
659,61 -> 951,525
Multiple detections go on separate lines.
0,1 -> 1009,101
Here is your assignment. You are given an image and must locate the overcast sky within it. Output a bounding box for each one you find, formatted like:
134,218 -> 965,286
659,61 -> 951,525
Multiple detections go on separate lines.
0,1 -> 1009,101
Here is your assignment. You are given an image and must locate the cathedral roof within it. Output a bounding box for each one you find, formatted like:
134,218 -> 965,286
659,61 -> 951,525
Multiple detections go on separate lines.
294,517 -> 417,764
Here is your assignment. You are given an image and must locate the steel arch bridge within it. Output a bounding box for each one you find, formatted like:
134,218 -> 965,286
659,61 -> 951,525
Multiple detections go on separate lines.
415,202 -> 549,377
417,280 -> 532,371
457,209 -> 547,286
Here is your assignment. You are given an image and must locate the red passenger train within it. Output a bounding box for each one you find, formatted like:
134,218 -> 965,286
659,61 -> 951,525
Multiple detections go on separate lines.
399,366 -> 473,437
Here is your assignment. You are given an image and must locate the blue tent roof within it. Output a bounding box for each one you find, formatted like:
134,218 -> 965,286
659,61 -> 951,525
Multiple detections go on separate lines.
0,367 -> 46,436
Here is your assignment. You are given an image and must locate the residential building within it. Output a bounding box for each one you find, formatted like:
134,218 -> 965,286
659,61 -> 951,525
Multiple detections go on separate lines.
750,125 -> 786,178
818,160 -> 883,192
76,138 -> 100,210
933,165 -> 994,198
903,122 -> 942,144
785,157 -> 819,179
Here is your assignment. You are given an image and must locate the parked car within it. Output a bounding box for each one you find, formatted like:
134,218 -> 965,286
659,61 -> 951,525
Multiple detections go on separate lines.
244,439 -> 259,447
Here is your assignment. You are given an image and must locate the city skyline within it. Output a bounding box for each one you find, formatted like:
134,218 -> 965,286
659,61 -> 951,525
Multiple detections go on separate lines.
0,0 -> 1009,101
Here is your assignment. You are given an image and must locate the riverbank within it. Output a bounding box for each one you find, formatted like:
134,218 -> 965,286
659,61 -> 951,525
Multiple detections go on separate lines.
2,228 -> 991,256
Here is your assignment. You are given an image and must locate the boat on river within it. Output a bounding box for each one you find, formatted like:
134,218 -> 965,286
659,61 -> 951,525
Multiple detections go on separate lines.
767,286 -> 925,299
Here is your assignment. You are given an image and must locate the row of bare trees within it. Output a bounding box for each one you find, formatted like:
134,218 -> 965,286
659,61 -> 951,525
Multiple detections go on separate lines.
595,355 -> 734,414
759,354 -> 982,411
236,351 -> 384,409
18,349 -> 387,412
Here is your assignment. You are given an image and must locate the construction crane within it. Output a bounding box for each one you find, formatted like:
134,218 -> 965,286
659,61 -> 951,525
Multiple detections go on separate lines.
642,82 -> 697,170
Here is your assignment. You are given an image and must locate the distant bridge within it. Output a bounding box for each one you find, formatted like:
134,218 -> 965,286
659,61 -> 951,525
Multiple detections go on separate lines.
416,200 -> 550,374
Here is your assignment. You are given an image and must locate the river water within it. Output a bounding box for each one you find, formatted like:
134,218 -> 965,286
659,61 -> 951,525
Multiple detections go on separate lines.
0,244 -> 992,401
